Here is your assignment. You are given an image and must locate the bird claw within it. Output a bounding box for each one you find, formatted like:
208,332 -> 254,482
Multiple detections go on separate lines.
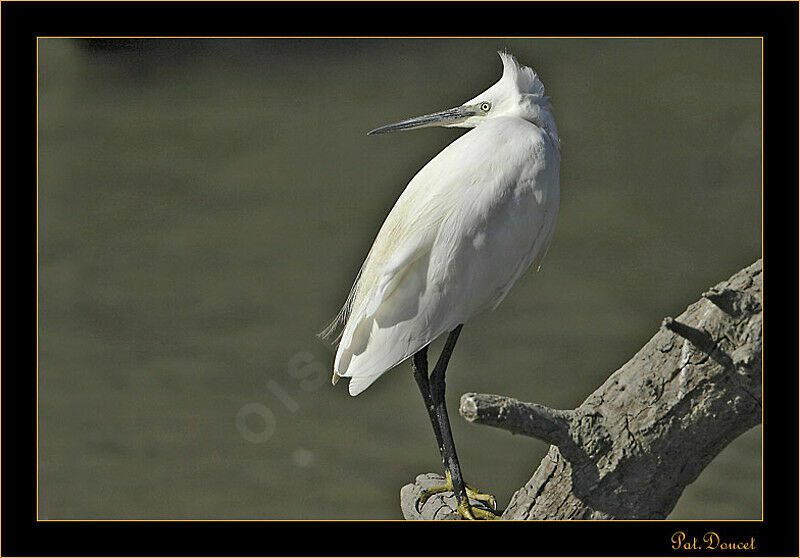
415,472 -> 453,512
416,471 -> 500,519
464,482 -> 498,510
457,496 -> 501,520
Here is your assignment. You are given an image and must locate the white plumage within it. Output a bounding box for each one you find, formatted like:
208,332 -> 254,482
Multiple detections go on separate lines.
322,52 -> 560,396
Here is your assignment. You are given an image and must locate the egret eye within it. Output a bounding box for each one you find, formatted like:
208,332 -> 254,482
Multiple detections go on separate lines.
479,102 -> 491,113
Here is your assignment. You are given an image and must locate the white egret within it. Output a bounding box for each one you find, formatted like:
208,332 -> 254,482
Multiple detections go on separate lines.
321,52 -> 560,520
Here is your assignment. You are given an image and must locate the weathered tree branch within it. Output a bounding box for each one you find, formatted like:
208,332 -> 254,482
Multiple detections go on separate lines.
401,259 -> 762,520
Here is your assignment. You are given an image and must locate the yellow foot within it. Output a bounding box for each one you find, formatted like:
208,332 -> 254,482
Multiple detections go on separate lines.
464,481 -> 498,511
416,471 -> 501,519
457,496 -> 501,520
416,471 -> 454,511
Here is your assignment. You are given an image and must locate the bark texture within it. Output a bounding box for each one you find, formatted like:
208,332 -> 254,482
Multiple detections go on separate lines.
401,259 -> 762,520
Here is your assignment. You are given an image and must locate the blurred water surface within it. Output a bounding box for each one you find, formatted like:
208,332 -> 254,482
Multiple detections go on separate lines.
37,38 -> 761,519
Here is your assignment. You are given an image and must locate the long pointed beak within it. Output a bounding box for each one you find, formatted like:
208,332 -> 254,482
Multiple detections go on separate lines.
367,105 -> 474,135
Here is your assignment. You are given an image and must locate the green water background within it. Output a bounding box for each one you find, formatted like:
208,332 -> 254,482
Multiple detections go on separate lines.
37,38 -> 761,519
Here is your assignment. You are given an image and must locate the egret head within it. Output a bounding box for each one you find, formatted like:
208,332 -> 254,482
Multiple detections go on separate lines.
367,51 -> 555,136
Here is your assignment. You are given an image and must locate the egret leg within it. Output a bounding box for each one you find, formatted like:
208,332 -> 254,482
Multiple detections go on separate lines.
412,347 -> 452,509
411,347 -> 445,453
414,326 -> 499,520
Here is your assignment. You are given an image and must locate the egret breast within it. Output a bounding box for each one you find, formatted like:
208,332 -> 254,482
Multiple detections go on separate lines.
441,120 -> 560,321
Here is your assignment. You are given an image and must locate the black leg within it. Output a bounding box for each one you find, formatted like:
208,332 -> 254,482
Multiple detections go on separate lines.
412,325 -> 498,519
411,347 -> 445,456
428,326 -> 469,505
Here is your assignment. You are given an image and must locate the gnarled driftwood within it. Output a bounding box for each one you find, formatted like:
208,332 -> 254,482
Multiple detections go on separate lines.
401,259 -> 762,519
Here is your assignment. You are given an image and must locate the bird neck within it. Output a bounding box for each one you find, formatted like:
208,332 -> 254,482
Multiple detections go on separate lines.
519,95 -> 559,146
533,109 -> 559,146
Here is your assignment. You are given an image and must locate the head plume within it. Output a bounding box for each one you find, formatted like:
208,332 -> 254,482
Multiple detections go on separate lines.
498,51 -> 546,98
